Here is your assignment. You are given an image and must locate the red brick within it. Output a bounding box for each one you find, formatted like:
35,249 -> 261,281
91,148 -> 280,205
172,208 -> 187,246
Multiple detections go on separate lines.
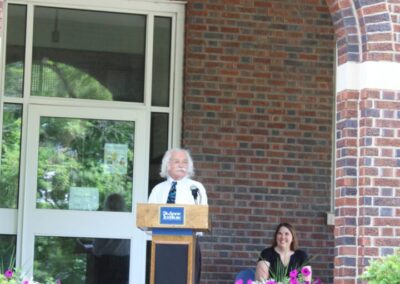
374,238 -> 400,246
362,3 -> 389,15
374,218 -> 400,226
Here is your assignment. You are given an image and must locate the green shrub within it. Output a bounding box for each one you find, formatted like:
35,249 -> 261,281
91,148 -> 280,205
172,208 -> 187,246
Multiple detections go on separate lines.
361,249 -> 400,284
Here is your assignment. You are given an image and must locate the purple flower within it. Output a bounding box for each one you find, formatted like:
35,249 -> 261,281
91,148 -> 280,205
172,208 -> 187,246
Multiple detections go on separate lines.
246,280 -> 252,284
289,278 -> 299,284
4,269 -> 13,278
234,279 -> 243,284
289,269 -> 298,278
301,266 -> 311,277
304,281 -> 310,284
266,280 -> 277,284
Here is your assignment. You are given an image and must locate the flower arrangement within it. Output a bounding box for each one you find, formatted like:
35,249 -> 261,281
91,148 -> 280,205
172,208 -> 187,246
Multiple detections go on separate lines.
234,280 -> 253,284
0,268 -> 37,284
251,266 -> 321,284
234,266 -> 321,284
0,268 -> 60,284
0,269 -> 42,284
237,255 -> 322,284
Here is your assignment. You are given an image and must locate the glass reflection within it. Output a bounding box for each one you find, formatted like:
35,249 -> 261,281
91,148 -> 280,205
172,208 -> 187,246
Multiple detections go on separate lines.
148,113 -> 169,192
32,7 -> 146,102
34,236 -> 130,284
151,17 -> 172,107
0,235 -> 17,272
92,194 -> 130,284
92,237 -> 130,284
37,117 -> 134,211
5,4 -> 27,97
0,104 -> 23,209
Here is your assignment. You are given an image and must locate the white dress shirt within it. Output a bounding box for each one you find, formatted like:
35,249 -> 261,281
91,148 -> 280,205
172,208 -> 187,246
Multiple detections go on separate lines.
148,176 -> 208,205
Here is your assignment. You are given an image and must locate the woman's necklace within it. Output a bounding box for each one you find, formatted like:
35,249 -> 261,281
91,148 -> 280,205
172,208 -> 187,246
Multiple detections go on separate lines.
280,253 -> 291,266
275,247 -> 293,266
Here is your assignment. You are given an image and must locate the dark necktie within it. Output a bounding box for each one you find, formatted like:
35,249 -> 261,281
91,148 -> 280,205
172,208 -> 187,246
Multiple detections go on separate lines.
167,181 -> 177,204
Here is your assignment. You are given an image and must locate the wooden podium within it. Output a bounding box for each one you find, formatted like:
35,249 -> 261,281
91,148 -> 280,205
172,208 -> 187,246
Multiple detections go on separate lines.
136,203 -> 210,284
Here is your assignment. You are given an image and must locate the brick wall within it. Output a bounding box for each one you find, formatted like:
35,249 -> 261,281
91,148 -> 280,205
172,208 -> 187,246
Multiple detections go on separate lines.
183,1 -> 335,283
357,89 -> 400,272
335,88 -> 400,283
335,89 -> 359,282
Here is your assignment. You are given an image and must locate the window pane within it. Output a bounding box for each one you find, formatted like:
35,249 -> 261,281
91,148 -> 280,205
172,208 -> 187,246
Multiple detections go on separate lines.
151,17 -> 172,107
148,113 -> 169,193
4,4 -> 27,98
34,236 -> 130,284
32,7 -> 146,102
0,104 -> 23,209
0,235 -> 17,272
37,117 -> 134,211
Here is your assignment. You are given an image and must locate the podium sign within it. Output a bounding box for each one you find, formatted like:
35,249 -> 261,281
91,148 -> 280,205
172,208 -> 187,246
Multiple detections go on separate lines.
159,206 -> 185,225
136,204 -> 210,284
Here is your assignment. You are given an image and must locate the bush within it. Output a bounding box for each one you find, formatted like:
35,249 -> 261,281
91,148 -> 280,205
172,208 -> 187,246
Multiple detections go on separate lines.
361,249 -> 400,284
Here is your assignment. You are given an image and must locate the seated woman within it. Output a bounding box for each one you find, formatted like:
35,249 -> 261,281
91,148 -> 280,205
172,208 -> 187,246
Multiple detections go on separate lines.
255,223 -> 312,282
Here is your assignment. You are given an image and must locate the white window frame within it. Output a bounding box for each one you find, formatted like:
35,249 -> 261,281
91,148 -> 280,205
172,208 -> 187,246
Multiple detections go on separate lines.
0,0 -> 185,282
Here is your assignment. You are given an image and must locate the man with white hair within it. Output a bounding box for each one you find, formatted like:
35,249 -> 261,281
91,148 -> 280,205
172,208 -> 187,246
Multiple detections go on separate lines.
148,148 -> 207,205
148,148 -> 208,284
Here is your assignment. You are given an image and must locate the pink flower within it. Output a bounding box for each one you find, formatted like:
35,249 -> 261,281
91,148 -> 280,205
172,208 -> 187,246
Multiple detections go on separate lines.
4,269 -> 13,278
23,281 -> 30,284
246,280 -> 252,284
289,278 -> 300,284
235,280 -> 243,284
266,280 -> 277,284
301,267 -> 311,277
289,269 -> 298,278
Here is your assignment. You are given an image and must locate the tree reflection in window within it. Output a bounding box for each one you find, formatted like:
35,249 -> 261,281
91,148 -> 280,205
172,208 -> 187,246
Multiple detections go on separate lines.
37,117 -> 134,211
0,104 -> 22,209
31,59 -> 113,100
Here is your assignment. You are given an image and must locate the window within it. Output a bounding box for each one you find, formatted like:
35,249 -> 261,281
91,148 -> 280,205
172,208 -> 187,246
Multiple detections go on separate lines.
0,1 -> 184,282
30,7 -> 146,102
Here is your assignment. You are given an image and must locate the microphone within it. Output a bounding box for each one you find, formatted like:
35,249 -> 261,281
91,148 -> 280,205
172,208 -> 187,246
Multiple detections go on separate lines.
190,185 -> 199,204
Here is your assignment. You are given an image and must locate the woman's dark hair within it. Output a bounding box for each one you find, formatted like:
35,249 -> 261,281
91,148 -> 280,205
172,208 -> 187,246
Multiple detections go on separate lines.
271,222 -> 299,251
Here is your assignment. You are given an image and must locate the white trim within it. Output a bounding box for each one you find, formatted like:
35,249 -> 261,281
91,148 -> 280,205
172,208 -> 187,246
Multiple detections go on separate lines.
0,4 -> 8,167
144,13 -> 155,110
1,2 -> 186,281
326,212 -> 335,226
330,47 -> 337,221
336,61 -> 400,92
0,209 -> 18,234
21,105 -> 148,280
171,5 -> 185,147
9,0 -> 185,13
23,4 -> 34,104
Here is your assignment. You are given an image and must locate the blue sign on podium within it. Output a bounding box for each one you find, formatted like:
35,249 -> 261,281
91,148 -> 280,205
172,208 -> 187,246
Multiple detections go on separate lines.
159,206 -> 184,225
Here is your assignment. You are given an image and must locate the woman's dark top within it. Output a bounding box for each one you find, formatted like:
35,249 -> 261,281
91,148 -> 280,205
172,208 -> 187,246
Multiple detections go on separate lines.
258,247 -> 308,277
